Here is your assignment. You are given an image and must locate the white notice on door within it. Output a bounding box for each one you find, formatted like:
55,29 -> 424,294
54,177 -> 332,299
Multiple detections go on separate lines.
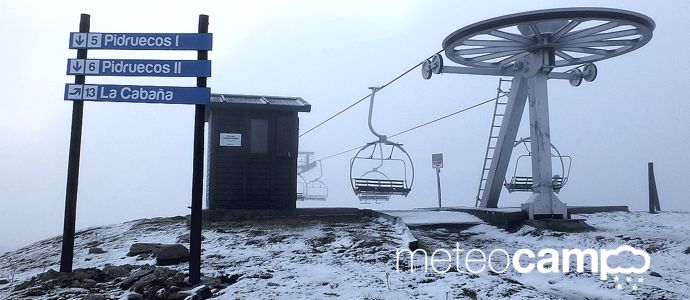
220,133 -> 241,147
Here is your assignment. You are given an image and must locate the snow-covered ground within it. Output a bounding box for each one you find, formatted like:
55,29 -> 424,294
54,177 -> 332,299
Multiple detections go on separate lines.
0,211 -> 688,299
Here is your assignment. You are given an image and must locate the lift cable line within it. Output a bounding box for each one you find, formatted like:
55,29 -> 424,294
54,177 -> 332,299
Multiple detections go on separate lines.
389,93 -> 508,139
298,49 -> 444,138
315,92 -> 510,163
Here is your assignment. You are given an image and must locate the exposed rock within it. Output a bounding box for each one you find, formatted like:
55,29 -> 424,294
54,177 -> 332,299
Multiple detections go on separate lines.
163,272 -> 186,288
154,287 -> 168,299
81,294 -> 106,300
38,269 -> 61,281
650,271 -> 662,277
267,282 -> 279,287
168,290 -> 193,299
156,244 -> 190,266
127,243 -> 166,257
89,247 -> 106,254
82,278 -> 97,288
120,268 -> 154,289
220,273 -> 241,285
10,264 -> 222,300
72,268 -> 103,281
192,285 -> 213,299
0,278 -> 9,284
176,233 -> 190,243
130,273 -> 159,293
126,293 -> 144,300
85,240 -> 101,248
103,264 -> 136,278
177,233 -> 206,243
685,246 -> 690,254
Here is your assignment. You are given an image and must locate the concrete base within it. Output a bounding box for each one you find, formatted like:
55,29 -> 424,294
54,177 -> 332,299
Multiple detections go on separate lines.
437,205 -> 629,230
443,206 -> 526,229
521,192 -> 568,220
525,218 -> 596,232
567,205 -> 629,214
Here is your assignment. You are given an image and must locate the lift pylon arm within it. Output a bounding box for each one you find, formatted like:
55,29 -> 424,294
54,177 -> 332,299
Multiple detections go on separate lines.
439,65 -> 583,80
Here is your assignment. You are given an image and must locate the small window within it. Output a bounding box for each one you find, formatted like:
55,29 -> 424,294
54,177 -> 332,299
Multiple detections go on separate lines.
250,119 -> 269,154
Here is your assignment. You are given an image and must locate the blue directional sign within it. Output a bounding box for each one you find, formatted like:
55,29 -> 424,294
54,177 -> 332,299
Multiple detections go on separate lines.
69,32 -> 213,50
64,84 -> 210,105
66,59 -> 211,77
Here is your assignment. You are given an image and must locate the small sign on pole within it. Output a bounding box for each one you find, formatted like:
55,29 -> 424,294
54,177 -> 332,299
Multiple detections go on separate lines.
69,32 -> 213,50
66,59 -> 211,77
432,153 -> 443,169
432,153 -> 443,208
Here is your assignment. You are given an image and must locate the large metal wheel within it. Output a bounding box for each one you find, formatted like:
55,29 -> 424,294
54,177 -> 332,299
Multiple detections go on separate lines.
443,8 -> 655,68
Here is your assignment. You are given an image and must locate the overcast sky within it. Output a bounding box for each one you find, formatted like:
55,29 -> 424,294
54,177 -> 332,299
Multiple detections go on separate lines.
1,0 -> 689,253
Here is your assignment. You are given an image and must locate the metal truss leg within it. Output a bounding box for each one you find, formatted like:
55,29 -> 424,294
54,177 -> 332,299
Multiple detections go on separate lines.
521,71 -> 568,219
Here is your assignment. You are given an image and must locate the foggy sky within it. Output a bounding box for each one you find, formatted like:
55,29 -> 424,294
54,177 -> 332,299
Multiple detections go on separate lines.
1,0 -> 689,253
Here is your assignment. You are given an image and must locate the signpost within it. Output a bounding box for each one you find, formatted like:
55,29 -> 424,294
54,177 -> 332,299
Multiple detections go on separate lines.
432,153 -> 443,208
60,14 -> 212,285
69,32 -> 212,50
67,59 -> 211,77
64,84 -> 210,104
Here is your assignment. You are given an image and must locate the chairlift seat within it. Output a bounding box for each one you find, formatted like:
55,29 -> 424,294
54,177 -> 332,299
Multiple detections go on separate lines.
353,178 -> 411,196
304,195 -> 327,201
358,193 -> 392,204
504,176 -> 565,192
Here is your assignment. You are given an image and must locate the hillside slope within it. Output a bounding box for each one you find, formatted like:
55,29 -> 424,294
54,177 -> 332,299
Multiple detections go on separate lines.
0,212 -> 688,299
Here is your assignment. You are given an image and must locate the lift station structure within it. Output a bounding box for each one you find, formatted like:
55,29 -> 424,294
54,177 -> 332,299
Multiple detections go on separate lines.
422,8 -> 654,219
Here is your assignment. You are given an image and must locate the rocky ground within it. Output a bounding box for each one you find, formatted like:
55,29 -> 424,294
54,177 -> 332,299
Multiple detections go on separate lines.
0,211 -> 688,299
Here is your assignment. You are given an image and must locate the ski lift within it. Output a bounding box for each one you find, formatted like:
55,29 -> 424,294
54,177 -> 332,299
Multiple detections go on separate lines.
504,137 -> 572,193
350,87 -> 415,203
351,145 -> 395,204
296,152 -> 329,201
296,174 -> 307,201
304,160 -> 328,201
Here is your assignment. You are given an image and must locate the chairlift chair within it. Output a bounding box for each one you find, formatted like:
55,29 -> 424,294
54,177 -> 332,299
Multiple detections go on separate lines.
296,174 -> 307,201
350,87 -> 415,204
504,137 -> 572,193
304,160 -> 329,201
351,143 -> 411,204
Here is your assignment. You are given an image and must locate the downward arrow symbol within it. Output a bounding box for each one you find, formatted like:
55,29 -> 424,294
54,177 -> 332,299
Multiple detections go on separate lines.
72,61 -> 82,72
74,35 -> 85,46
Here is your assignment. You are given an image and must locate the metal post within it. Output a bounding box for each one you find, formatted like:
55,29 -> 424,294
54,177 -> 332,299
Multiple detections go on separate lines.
528,72 -> 555,200
521,65 -> 567,219
436,168 -> 442,208
189,14 -> 208,285
648,162 -> 660,213
60,13 -> 89,273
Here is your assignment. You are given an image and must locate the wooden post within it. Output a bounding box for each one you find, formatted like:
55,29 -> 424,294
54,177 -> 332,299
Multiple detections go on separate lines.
60,13 -> 89,273
189,14 -> 208,285
648,162 -> 661,213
